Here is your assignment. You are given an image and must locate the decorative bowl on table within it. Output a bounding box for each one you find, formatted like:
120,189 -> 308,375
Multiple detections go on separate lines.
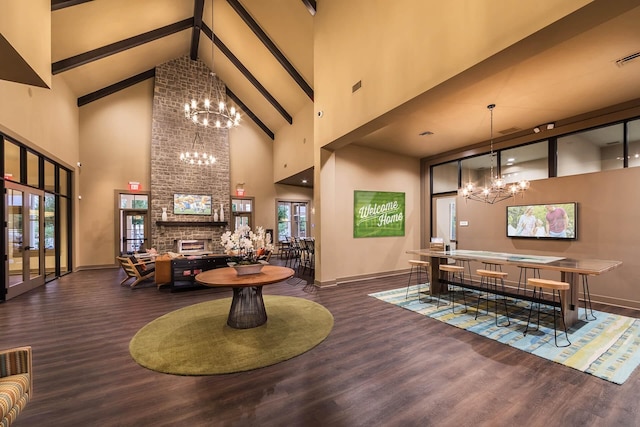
227,260 -> 268,276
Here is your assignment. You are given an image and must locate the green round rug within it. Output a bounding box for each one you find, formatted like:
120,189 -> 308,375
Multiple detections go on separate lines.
129,295 -> 333,375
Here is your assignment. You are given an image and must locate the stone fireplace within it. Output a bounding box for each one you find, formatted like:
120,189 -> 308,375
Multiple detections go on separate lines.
150,56 -> 230,253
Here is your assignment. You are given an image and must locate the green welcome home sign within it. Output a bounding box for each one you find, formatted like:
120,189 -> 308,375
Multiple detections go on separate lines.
353,191 -> 405,238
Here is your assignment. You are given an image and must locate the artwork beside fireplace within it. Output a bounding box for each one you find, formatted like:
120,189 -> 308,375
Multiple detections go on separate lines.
173,194 -> 212,215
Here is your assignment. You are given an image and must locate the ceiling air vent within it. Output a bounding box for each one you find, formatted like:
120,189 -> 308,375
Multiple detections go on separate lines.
615,51 -> 640,67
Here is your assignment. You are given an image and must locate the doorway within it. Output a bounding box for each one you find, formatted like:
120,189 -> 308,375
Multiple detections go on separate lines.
277,200 -> 309,242
5,182 -> 45,299
431,195 -> 457,249
121,211 -> 149,253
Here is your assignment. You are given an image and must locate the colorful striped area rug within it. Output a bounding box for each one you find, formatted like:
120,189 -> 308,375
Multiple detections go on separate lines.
369,285 -> 640,385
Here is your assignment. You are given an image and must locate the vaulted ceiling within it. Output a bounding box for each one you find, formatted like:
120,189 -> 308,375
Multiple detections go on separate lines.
46,0 -> 640,167
51,0 -> 315,140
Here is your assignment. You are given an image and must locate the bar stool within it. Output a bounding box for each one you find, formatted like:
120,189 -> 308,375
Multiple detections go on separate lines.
456,259 -> 473,284
405,260 -> 431,303
579,273 -> 597,321
438,264 -> 467,313
475,269 -> 510,326
482,262 -> 503,272
524,278 -> 571,347
517,266 -> 540,296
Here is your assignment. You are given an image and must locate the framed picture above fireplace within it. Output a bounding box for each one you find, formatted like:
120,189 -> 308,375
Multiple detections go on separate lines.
173,194 -> 212,215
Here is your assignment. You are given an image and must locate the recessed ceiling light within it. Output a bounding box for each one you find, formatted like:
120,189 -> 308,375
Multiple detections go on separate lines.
301,179 -> 308,184
507,158 -> 515,162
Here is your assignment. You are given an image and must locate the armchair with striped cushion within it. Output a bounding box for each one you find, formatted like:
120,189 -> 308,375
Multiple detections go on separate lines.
0,346 -> 32,426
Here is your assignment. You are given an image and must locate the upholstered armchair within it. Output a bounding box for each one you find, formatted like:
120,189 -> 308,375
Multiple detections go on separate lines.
0,346 -> 33,426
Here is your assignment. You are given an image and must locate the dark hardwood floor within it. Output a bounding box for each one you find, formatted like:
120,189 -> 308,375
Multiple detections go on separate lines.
2,258 -> 640,427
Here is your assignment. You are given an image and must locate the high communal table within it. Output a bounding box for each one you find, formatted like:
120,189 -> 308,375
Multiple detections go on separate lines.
195,265 -> 294,329
407,249 -> 622,327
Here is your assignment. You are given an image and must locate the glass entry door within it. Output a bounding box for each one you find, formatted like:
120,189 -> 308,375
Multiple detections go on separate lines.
121,211 -> 148,254
5,182 -> 45,299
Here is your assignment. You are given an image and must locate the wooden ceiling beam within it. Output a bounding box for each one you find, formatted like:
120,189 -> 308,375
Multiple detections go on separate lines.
203,23 -> 293,125
190,0 -> 205,60
226,88 -> 274,140
77,69 -> 155,107
52,18 -> 192,74
226,0 -> 313,101
51,0 -> 94,11
301,0 -> 316,16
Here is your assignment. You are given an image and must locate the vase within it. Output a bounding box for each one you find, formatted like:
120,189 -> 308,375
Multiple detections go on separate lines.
220,203 -> 225,222
214,209 -> 219,222
161,207 -> 167,221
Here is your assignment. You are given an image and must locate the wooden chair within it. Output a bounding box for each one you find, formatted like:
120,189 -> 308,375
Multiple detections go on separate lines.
116,256 -> 156,288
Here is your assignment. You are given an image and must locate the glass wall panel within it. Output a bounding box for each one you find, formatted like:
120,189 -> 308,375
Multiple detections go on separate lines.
460,153 -> 493,190
27,151 -> 39,187
120,194 -> 149,209
59,168 -> 69,196
628,119 -> 640,168
44,193 -> 56,280
501,141 -> 549,183
44,160 -> 55,192
4,140 -> 21,182
557,124 -> 624,177
59,196 -> 70,274
431,161 -> 458,194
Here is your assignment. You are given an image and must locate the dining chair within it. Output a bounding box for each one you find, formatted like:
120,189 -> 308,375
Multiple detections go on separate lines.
301,238 -> 315,274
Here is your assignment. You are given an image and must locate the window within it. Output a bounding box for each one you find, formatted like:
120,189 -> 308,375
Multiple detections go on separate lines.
27,150 -> 39,187
431,161 -> 458,194
277,201 -> 309,242
120,194 -> 149,209
628,118 -> 640,168
4,140 -> 20,182
44,160 -> 55,192
460,153 -> 493,189
501,141 -> 549,183
557,124 -> 624,176
231,197 -> 254,231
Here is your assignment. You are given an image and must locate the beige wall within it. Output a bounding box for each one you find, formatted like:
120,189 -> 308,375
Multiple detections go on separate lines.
313,0 -> 590,148
316,144 -> 421,284
77,80 -> 154,267
0,0 -> 51,88
229,119 -> 277,231
273,102 -> 314,182
0,76 -> 80,269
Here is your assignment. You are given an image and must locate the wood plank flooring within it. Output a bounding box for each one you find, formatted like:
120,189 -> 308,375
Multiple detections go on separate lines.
2,261 -> 640,426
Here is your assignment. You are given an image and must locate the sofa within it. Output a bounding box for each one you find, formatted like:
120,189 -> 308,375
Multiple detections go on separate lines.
0,346 -> 32,427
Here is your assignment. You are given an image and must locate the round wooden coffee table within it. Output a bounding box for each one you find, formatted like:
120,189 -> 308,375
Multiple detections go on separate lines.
195,265 -> 295,329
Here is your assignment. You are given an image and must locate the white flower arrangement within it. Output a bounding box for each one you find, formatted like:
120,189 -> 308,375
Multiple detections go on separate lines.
220,225 -> 274,264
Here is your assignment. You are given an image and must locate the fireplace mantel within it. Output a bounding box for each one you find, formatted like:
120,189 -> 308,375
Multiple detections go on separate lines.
156,221 -> 228,227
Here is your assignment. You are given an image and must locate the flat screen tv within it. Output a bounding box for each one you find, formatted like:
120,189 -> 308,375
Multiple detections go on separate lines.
173,194 -> 212,215
506,202 -> 577,240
